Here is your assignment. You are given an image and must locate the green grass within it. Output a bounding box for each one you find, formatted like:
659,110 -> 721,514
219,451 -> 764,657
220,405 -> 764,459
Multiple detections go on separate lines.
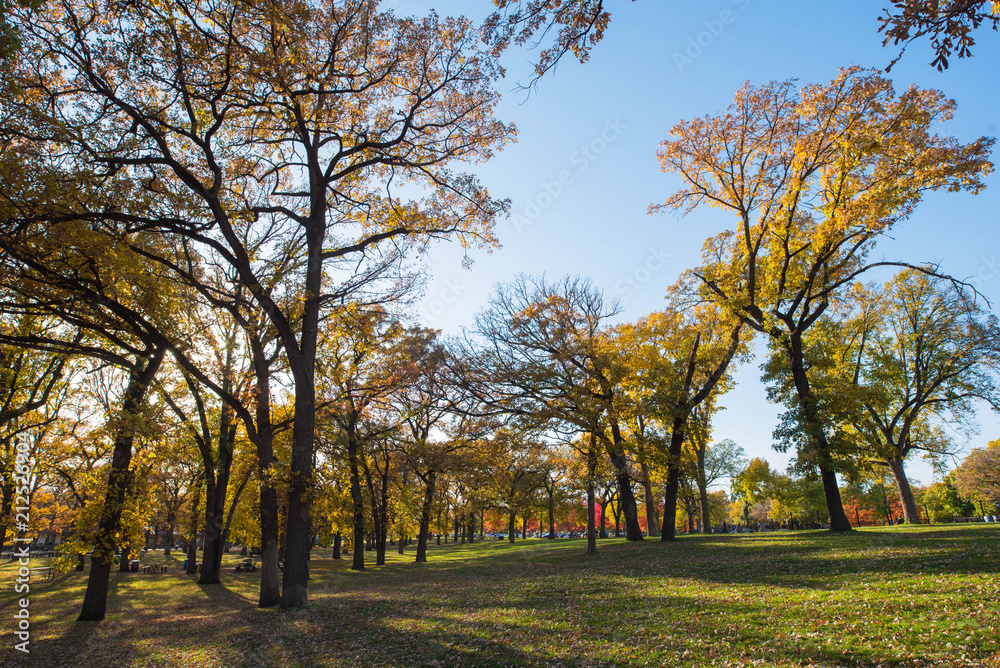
2,525 -> 999,667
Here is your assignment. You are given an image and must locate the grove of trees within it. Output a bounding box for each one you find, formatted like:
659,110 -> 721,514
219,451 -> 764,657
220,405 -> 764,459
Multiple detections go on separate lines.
1,0 -> 997,627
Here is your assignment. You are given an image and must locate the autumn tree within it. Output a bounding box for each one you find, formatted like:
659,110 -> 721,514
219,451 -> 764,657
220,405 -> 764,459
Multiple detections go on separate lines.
318,307 -> 415,570
615,299 -> 743,541
791,271 -> 1000,523
392,327 -> 475,563
0,317 -> 76,556
731,458 -> 784,526
653,68 -> 993,532
455,275 -> 645,543
690,435 -> 747,534
537,447 -> 572,538
954,439 -> 1000,505
7,0 -> 513,608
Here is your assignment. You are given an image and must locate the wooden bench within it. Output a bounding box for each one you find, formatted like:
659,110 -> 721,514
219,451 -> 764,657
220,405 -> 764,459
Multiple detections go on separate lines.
952,516 -> 985,523
28,567 -> 54,581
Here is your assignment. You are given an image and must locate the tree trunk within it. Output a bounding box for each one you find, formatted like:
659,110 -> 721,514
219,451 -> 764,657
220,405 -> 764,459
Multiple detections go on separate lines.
548,492 -> 556,539
786,334 -> 852,532
586,440 -> 597,555
507,507 -> 516,543
888,456 -> 920,523
606,423 -> 643,540
186,479 -> 202,575
416,472 -> 436,562
521,511 -> 527,539
599,497 -> 607,539
640,461 -> 659,537
371,457 -> 389,567
333,533 -> 341,559
0,479 -> 12,561
278,212 -> 325,610
199,410 -> 235,585
78,349 -> 165,621
119,546 -> 130,573
661,417 -> 686,541
249,333 -> 281,607
347,426 -> 365,572
696,447 -> 712,534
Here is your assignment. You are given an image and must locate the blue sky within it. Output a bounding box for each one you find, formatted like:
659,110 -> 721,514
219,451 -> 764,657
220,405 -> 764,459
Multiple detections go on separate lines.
405,0 -> 1000,487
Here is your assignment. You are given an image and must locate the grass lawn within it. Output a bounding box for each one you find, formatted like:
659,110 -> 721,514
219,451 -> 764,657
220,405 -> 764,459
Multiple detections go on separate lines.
1,524 -> 998,667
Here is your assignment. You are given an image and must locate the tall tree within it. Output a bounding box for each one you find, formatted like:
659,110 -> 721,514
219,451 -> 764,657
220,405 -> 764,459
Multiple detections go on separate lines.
456,275 -> 645,542
691,435 -> 747,534
318,307 -> 412,571
0,317 -> 75,557
8,0 -> 513,607
954,439 -> 1000,505
787,271 -> 1000,523
616,301 -> 743,541
653,68 -> 993,531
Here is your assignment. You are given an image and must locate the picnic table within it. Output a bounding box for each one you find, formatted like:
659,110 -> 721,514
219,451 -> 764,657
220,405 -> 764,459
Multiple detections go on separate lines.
235,558 -> 257,573
141,563 -> 168,574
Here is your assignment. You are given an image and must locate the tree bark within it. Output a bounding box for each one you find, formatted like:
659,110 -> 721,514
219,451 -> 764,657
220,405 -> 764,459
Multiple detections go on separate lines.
640,460 -> 659,537
0,479 -> 12,561
119,546 -> 130,573
332,533 -> 341,559
547,492 -> 556,539
888,456 -> 920,523
507,507 -> 516,543
199,407 -> 236,585
416,471 -> 437,562
186,478 -> 202,575
661,418 -> 686,541
586,440 -> 597,555
786,333 -> 852,531
277,206 -> 326,608
606,423 -> 643,540
347,425 -> 365,572
78,348 -> 164,621
248,332 -> 281,607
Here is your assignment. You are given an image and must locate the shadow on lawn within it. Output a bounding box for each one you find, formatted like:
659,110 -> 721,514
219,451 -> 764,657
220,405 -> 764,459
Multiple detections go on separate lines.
341,527 -> 1000,592
5,528 -> 996,667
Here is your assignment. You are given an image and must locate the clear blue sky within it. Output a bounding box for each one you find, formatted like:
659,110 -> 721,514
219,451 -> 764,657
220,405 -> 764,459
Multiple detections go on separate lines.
405,0 -> 1000,487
